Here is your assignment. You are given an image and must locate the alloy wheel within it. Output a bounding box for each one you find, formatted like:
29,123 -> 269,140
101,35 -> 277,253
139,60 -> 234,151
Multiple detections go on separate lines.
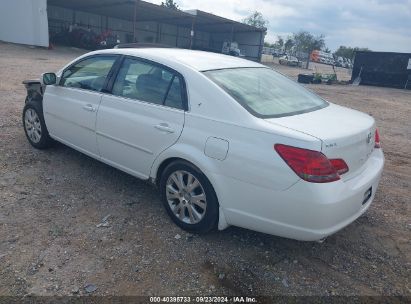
165,170 -> 207,224
24,108 -> 42,143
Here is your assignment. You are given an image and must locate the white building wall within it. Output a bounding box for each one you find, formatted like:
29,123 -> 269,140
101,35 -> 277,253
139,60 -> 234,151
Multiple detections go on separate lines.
0,0 -> 49,47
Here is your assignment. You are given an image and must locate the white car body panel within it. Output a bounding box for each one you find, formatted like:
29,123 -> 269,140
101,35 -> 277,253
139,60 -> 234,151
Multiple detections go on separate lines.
96,94 -> 185,179
43,86 -> 101,157
214,149 -> 383,240
267,103 -> 377,180
40,48 -> 384,241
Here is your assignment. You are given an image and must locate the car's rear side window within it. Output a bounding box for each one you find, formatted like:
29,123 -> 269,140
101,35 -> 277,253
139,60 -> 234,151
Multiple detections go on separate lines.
164,77 -> 184,109
112,57 -> 185,110
204,67 -> 328,118
60,56 -> 117,92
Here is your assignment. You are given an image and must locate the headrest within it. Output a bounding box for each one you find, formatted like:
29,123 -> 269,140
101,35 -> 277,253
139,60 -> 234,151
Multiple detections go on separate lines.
136,74 -> 159,92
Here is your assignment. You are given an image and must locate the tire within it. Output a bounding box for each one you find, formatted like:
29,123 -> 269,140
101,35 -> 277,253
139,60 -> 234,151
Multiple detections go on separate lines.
22,101 -> 54,149
298,74 -> 314,84
159,160 -> 219,233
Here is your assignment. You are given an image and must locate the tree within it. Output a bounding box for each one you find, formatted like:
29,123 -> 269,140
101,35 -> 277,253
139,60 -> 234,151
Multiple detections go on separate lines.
161,0 -> 179,10
334,45 -> 371,60
275,36 -> 284,49
284,37 -> 294,52
292,31 -> 325,54
323,47 -> 331,53
242,11 -> 268,29
286,31 -> 325,68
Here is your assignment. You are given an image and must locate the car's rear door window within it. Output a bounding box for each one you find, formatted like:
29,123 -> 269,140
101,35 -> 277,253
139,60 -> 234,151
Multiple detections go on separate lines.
205,67 -> 328,118
61,56 -> 117,92
112,57 -> 185,110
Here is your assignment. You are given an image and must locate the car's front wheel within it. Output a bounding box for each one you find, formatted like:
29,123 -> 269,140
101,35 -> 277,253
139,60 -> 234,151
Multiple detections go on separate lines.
22,101 -> 53,149
160,160 -> 219,233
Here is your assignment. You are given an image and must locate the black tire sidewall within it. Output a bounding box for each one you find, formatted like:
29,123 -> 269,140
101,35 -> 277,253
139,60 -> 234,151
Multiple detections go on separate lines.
22,101 -> 52,149
160,161 -> 219,233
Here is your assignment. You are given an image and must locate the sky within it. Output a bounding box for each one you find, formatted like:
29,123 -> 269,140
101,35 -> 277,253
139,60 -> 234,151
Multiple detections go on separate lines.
147,0 -> 411,52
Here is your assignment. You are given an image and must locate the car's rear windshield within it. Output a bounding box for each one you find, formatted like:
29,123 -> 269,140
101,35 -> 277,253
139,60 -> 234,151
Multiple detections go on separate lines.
204,67 -> 328,118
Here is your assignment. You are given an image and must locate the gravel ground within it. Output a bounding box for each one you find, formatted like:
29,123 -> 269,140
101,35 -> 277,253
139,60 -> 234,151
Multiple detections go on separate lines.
0,41 -> 410,297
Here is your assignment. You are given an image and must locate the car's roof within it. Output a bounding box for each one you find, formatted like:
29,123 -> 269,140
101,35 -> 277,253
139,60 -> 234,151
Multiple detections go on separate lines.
93,48 -> 264,71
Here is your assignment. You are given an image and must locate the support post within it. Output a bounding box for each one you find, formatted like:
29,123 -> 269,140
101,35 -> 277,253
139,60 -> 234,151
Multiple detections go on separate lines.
257,31 -> 265,62
305,50 -> 311,69
133,0 -> 138,42
176,26 -> 179,47
190,18 -> 195,49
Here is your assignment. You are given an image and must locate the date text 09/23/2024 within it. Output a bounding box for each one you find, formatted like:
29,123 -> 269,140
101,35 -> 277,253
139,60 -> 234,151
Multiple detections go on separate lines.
149,296 -> 257,303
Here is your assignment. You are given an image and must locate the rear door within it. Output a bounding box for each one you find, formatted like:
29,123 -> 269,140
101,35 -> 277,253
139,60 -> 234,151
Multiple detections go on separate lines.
96,57 -> 186,179
43,55 -> 118,157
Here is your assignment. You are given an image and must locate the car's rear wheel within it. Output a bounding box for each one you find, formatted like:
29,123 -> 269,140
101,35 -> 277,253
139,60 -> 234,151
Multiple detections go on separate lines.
160,160 -> 219,233
23,101 -> 53,149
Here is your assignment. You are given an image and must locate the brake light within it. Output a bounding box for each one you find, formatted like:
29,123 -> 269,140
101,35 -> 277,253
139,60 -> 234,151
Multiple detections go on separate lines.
274,144 -> 349,183
330,159 -> 349,175
375,129 -> 381,148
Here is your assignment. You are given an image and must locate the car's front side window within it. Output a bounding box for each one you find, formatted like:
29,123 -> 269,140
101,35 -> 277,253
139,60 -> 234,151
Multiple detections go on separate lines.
112,57 -> 185,110
60,56 -> 117,92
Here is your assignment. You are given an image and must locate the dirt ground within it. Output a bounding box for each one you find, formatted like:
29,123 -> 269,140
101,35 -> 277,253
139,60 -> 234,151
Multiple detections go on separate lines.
0,41 -> 410,298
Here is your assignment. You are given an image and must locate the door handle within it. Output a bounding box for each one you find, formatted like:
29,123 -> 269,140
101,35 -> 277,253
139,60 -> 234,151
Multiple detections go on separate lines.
154,123 -> 175,133
83,104 -> 96,112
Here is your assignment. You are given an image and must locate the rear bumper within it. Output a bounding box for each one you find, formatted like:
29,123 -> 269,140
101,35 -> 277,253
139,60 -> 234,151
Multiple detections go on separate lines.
216,149 -> 384,241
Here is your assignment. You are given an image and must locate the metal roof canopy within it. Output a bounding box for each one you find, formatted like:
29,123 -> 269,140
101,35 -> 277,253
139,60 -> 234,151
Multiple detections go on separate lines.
47,0 -> 265,33
185,9 -> 265,33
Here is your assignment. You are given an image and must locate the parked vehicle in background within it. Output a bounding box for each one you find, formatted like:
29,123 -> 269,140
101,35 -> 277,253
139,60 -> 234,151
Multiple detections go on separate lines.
50,25 -> 120,50
279,55 -> 299,66
273,50 -> 285,57
97,30 -> 121,49
347,58 -> 353,69
310,50 -> 321,63
22,48 -> 384,241
263,47 -> 285,57
222,41 -> 245,57
262,46 -> 275,55
335,56 -> 344,67
324,53 -> 335,65
334,56 -> 352,69
310,50 -> 335,65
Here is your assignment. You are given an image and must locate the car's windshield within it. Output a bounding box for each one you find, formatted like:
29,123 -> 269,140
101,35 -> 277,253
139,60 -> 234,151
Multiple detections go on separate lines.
204,67 -> 328,118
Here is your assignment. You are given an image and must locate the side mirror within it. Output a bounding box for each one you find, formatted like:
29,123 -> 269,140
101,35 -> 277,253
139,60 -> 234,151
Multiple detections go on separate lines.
41,73 -> 57,85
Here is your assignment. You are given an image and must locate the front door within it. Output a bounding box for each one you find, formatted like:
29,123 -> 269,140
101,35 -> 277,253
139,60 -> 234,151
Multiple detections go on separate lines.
96,57 -> 187,179
43,55 -> 118,157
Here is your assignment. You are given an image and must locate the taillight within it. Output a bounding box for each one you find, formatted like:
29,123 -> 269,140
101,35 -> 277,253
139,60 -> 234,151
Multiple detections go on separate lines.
330,159 -> 349,175
274,144 -> 349,183
375,129 -> 381,148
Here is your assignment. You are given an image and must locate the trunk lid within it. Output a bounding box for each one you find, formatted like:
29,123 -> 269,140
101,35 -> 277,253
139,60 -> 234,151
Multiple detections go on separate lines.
266,103 -> 376,180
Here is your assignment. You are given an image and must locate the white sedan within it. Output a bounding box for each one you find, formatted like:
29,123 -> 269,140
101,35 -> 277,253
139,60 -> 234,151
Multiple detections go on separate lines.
22,48 -> 384,241
279,55 -> 299,66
